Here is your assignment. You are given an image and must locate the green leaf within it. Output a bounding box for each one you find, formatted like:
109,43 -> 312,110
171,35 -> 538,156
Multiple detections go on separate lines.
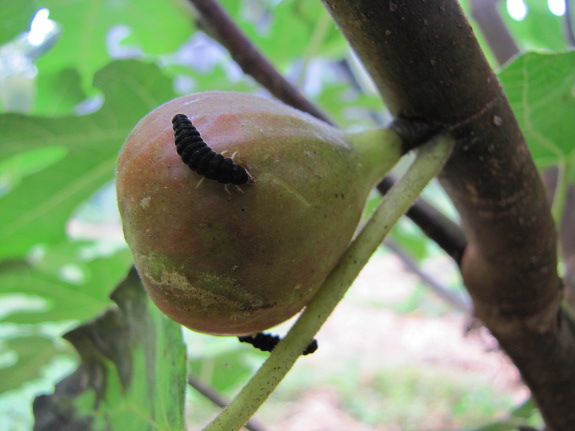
510,397 -> 537,419
0,0 -> 36,44
218,0 -> 346,67
189,347 -> 260,394
34,68 -> 87,116
461,423 -> 516,431
499,0 -> 567,52
0,241 -> 132,324
33,268 -> 187,431
0,145 -> 67,194
0,59 -> 176,259
36,0 -> 191,86
499,51 -> 575,169
0,335 -> 67,393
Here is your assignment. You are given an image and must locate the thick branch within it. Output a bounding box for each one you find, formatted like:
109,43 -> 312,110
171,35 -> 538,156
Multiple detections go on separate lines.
320,1 -> 574,430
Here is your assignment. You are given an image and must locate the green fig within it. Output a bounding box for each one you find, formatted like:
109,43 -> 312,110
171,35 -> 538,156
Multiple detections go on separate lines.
116,91 -> 401,336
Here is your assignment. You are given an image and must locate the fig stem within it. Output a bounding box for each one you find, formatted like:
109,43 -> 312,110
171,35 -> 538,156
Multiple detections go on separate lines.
201,134 -> 455,431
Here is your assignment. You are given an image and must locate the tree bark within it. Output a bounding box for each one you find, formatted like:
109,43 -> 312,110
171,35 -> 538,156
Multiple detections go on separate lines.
320,1 -> 575,430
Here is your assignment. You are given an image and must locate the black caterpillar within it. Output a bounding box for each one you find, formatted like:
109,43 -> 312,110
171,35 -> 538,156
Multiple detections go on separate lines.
238,333 -> 318,356
172,114 -> 250,185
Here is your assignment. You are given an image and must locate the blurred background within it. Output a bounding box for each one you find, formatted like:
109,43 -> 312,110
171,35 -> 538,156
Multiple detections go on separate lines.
1,0 -> 572,429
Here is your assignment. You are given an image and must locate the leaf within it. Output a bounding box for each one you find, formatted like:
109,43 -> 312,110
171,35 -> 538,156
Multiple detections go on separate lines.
0,145 -> 67,194
499,0 -> 567,52
218,0 -> 346,67
0,335 -> 68,393
0,59 -> 176,259
0,0 -> 36,44
34,68 -> 87,116
498,51 -> 575,170
188,347 -> 261,394
510,397 -> 537,419
32,267 -> 187,431
460,423 -> 516,431
35,0 -> 191,86
0,241 -> 133,324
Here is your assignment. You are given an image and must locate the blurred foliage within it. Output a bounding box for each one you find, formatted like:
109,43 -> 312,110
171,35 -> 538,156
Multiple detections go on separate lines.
0,0 -> 36,44
0,0 -> 571,430
33,269 -> 186,431
499,0 -> 568,52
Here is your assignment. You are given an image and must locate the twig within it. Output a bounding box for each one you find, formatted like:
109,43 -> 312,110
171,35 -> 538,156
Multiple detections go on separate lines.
377,177 -> 467,265
470,0 -> 520,66
186,0 -> 334,125
566,0 -> 575,47
187,374 -> 269,431
384,239 -> 471,312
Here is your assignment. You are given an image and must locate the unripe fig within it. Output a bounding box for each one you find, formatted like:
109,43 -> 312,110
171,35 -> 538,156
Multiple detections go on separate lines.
116,91 -> 401,336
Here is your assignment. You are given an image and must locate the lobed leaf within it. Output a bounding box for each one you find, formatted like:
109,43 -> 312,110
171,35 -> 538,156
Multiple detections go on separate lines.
36,0 -> 191,87
0,60 -> 176,259
33,268 -> 187,431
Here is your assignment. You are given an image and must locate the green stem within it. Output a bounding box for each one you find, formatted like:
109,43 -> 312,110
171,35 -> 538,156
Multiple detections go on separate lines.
201,134 -> 454,431
551,156 -> 573,235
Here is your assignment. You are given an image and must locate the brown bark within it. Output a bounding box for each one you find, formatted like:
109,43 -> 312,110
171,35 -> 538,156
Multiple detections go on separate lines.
320,1 -> 575,430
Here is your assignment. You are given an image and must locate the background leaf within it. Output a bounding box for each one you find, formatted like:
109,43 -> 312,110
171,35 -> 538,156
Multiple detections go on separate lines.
0,0 -> 36,44
32,268 -> 187,431
0,336 -> 66,393
499,0 -> 567,52
34,68 -> 87,116
35,0 -> 191,87
0,60 -> 175,259
0,242 -> 132,324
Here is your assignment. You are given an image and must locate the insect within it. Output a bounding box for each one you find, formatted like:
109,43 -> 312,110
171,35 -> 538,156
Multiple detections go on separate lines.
238,333 -> 318,356
172,114 -> 251,185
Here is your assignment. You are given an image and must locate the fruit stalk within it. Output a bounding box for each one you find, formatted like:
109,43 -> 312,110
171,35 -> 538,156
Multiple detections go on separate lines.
201,134 -> 454,431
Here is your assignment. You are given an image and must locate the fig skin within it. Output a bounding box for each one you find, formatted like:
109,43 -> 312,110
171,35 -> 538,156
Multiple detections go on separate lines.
116,91 -> 400,336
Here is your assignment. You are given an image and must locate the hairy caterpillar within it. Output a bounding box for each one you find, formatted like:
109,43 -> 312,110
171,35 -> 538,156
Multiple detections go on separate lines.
238,333 -> 318,356
172,114 -> 250,185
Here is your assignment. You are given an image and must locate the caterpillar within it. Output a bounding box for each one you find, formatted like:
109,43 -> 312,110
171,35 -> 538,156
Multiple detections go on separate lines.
172,114 -> 250,185
238,333 -> 318,356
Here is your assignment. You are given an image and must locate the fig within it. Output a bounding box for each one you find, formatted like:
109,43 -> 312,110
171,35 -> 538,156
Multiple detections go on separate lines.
116,91 -> 401,336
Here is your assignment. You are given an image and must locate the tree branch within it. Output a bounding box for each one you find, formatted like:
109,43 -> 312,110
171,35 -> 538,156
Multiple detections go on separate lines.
384,240 -> 471,312
320,1 -> 575,430
377,176 -> 466,264
186,0 -> 333,125
187,374 -> 268,431
565,0 -> 575,47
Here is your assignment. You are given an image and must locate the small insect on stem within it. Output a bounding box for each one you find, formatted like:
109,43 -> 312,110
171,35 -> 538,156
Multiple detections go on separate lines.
172,114 -> 251,185
238,333 -> 318,356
